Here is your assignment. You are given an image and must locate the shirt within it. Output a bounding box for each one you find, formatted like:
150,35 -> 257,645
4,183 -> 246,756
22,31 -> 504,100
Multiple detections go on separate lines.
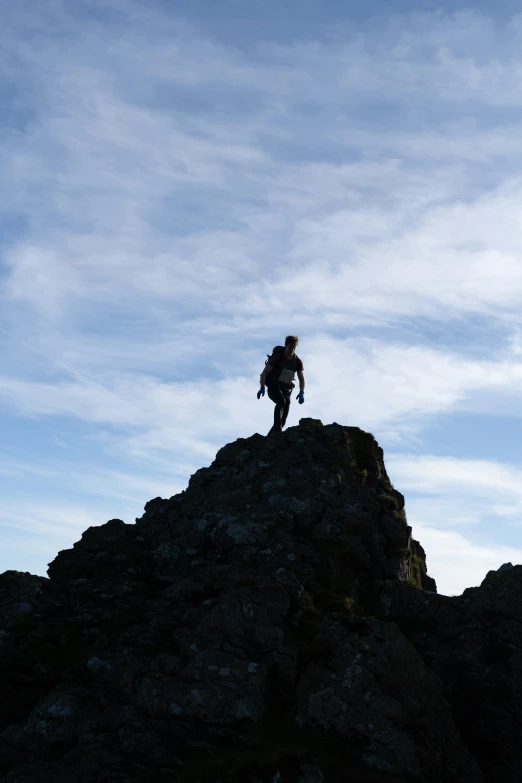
268,351 -> 304,389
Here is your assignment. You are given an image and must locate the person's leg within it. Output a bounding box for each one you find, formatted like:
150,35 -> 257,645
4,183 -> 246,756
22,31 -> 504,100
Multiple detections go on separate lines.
267,384 -> 286,431
281,389 -> 291,427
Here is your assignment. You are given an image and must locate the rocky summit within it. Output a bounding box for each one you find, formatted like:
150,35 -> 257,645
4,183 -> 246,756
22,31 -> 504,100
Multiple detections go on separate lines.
1,419 -> 521,783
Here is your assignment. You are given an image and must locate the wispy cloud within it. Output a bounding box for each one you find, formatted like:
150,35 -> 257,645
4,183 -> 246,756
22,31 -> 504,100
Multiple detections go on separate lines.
386,454 -> 522,593
3,339 -> 522,451
413,524 -> 522,596
4,6 -> 522,333
388,453 -> 522,498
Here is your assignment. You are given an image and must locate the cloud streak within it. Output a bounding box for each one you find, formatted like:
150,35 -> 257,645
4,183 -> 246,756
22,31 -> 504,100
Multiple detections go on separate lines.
412,524 -> 522,596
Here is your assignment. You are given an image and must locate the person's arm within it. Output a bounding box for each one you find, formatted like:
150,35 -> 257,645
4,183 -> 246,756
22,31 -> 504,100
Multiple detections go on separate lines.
260,363 -> 274,386
261,353 -> 281,385
297,370 -> 305,392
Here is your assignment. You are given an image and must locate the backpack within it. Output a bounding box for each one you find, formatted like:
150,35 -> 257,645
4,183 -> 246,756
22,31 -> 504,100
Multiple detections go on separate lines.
264,345 -> 299,387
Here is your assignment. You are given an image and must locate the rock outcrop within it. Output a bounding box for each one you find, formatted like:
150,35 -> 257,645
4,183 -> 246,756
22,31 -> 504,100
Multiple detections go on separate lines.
0,419 -> 519,782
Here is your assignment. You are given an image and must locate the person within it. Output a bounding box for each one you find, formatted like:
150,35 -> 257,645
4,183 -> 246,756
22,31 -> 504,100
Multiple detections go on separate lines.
257,335 -> 305,435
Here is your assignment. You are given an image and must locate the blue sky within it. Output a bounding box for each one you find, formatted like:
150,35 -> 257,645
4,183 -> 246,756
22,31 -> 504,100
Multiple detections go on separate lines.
2,0 -> 522,596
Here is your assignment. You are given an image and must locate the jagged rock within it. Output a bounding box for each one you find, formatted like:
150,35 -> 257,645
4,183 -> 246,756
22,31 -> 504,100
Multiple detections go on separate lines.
0,419 -> 516,781
381,564 -> 522,782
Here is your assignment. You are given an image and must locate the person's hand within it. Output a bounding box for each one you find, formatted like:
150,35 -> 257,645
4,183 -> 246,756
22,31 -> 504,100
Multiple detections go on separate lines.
257,385 -> 266,399
297,391 -> 305,404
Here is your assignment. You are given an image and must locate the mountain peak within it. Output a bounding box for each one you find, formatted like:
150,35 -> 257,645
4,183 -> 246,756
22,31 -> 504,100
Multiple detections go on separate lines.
133,418 -> 435,607
1,419 -> 521,782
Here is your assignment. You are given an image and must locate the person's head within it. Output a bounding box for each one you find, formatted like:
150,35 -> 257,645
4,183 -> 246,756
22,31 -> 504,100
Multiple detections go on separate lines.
284,335 -> 299,356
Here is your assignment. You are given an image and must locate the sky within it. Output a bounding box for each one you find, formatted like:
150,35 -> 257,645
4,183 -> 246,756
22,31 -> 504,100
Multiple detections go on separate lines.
1,0 -> 522,597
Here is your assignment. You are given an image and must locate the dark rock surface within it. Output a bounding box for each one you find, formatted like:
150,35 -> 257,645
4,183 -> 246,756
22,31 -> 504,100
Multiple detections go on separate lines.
0,418 -> 518,781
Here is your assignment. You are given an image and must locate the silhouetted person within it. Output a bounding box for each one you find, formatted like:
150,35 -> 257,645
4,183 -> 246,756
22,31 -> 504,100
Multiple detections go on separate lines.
257,335 -> 305,435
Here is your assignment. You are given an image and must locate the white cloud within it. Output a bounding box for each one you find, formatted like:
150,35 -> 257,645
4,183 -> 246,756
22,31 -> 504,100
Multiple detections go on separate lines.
0,458 -> 61,480
0,502 -> 103,541
3,337 -> 522,466
386,454 -> 522,594
412,523 -> 522,596
4,6 -> 522,336
388,453 -> 522,497
388,454 -> 522,529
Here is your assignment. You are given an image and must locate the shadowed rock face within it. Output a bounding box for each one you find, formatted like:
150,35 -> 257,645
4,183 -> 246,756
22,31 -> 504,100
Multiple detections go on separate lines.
0,418 -> 517,781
